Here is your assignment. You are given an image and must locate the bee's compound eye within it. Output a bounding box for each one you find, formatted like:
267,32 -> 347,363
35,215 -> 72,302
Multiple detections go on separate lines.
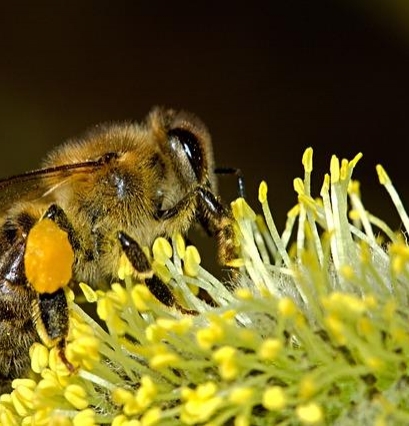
24,219 -> 74,294
168,128 -> 203,180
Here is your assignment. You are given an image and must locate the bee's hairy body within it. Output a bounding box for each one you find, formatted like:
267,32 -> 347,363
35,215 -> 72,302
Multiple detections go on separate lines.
0,107 -> 237,393
44,120 -> 207,284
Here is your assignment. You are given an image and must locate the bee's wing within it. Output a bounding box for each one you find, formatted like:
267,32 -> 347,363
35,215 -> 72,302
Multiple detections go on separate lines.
0,160 -> 104,215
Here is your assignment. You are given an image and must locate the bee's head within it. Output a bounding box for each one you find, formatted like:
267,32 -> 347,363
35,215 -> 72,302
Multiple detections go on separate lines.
149,107 -> 217,194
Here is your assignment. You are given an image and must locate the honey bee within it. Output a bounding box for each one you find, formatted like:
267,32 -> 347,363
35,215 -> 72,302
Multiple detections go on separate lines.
0,107 -> 239,393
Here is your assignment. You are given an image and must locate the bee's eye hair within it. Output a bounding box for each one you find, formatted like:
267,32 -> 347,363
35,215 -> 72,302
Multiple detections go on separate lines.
168,128 -> 203,180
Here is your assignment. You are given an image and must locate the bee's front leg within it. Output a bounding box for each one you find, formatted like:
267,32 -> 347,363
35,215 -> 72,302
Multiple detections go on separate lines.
196,187 -> 238,267
117,231 -> 197,315
157,186 -> 238,267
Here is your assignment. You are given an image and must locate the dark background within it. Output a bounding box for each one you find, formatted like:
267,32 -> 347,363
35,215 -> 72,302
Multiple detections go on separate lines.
1,1 -> 409,269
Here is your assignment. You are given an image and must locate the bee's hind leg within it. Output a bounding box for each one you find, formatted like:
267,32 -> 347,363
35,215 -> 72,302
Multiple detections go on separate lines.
117,231 -> 197,315
42,204 -> 81,253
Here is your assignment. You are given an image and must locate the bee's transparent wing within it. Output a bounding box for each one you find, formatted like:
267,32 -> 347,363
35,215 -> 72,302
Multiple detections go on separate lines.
0,160 -> 104,215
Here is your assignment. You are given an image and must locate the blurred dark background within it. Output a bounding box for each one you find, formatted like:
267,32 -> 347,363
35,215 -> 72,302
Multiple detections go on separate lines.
1,1 -> 409,268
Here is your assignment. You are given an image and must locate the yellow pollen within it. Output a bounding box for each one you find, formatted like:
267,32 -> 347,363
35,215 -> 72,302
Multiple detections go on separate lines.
24,218 -> 74,294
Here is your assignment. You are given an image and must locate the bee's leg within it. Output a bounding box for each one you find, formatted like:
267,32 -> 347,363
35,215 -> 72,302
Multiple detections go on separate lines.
29,205 -> 77,371
158,186 -> 238,267
195,187 -> 238,267
32,287 -> 74,371
42,204 -> 81,252
117,231 -> 197,315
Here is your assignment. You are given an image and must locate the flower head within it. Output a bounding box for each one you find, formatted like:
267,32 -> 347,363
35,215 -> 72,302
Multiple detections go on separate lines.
2,148 -> 409,424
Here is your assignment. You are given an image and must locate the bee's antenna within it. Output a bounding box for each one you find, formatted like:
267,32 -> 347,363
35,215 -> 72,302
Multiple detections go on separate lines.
214,167 -> 246,199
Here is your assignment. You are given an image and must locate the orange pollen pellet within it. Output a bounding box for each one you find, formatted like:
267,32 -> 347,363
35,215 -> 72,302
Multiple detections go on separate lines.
24,218 -> 74,294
